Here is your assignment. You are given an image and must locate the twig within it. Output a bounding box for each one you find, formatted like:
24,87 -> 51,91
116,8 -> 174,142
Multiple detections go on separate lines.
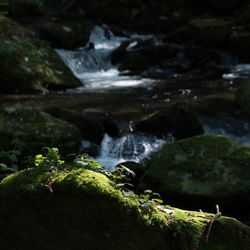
205,205 -> 222,243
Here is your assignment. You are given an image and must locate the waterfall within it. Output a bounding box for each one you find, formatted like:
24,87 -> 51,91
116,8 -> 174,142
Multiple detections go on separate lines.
56,25 -> 154,90
94,133 -> 169,171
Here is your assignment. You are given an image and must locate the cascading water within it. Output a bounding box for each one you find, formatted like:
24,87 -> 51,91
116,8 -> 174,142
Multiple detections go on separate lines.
56,25 -> 154,90
94,133 -> 169,171
223,64 -> 250,80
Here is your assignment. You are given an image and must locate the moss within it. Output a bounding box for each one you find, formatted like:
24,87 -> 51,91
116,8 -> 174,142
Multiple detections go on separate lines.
0,164 -> 250,249
235,79 -> 250,116
0,105 -> 81,159
139,135 -> 250,209
0,14 -> 80,93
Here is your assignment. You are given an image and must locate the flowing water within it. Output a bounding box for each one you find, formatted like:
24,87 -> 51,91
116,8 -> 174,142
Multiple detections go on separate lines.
55,25 -> 250,171
56,26 -> 154,90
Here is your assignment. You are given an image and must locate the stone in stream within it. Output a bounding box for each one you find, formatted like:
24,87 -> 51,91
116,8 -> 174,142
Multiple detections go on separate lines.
1,159 -> 250,249
0,105 -> 81,165
136,102 -> 203,140
41,20 -> 91,49
46,107 -> 120,145
138,135 -> 250,213
0,14 -> 81,93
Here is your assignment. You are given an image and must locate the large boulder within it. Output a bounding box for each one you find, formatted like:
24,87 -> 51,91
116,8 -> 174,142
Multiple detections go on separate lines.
0,14 -> 81,93
41,20 -> 90,49
136,102 -> 203,140
0,160 -> 250,250
0,106 -> 81,160
139,135 -> 250,213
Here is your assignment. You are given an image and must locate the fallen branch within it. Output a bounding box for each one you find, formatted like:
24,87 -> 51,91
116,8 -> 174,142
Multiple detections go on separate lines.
205,205 -> 222,243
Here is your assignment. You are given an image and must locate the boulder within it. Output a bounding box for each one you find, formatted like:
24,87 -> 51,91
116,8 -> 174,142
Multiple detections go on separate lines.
235,79 -> 250,116
188,18 -> 232,48
41,20 -> 90,49
227,32 -> 250,62
0,106 -> 81,160
0,14 -> 81,93
0,161 -> 250,249
46,107 -> 119,145
139,135 -> 250,213
136,102 -> 203,140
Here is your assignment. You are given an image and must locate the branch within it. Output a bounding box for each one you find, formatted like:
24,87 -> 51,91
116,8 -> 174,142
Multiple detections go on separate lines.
205,205 -> 222,243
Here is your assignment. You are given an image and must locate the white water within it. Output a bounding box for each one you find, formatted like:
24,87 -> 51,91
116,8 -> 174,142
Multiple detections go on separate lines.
223,64 -> 250,80
56,25 -> 154,89
90,133 -> 169,171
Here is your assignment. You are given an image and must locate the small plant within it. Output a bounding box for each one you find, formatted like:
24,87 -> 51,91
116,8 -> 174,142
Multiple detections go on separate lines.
35,147 -> 65,171
110,165 -> 136,190
74,154 -> 106,173
138,190 -> 163,212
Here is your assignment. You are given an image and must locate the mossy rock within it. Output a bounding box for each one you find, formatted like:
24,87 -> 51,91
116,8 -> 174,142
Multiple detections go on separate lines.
41,21 -> 90,49
136,102 -> 203,140
0,165 -> 250,249
0,106 -> 81,158
139,135 -> 250,212
235,79 -> 250,116
0,14 -> 81,93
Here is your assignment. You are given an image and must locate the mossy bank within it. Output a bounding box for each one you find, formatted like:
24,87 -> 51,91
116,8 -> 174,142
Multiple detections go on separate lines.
0,151 -> 250,250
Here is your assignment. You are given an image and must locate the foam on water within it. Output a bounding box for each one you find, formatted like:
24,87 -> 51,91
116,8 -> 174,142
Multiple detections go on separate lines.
91,133 -> 169,171
56,25 -> 155,90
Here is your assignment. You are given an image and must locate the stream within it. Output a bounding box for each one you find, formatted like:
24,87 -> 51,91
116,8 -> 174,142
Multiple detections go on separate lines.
54,25 -> 250,171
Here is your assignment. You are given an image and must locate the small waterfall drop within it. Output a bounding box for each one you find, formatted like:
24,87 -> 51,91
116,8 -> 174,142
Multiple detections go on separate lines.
56,25 -> 154,90
94,133 -> 169,171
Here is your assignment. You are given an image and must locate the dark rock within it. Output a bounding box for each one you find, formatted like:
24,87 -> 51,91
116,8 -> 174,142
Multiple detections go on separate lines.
41,20 -> 91,49
136,102 -> 203,140
228,32 -> 250,62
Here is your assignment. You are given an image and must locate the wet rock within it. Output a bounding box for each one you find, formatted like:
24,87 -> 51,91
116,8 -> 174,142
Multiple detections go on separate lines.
0,106 -> 81,158
41,20 -> 91,49
0,14 -> 81,93
139,135 -> 250,213
46,108 -> 119,145
227,32 -> 250,62
136,102 -> 203,140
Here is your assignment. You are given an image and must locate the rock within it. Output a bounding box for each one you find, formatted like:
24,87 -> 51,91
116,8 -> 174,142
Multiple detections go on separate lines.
0,106 -> 81,160
136,102 -> 203,140
188,18 -> 232,48
227,32 -> 250,62
9,0 -> 62,17
1,162 -> 250,249
0,15 -> 81,93
46,108 -> 119,144
139,135 -> 250,213
41,21 -> 90,49
235,79 -> 250,116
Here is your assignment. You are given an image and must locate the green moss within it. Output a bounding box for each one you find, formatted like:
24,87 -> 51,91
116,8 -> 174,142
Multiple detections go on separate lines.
139,135 -> 250,201
0,164 -> 250,249
0,105 -> 81,159
0,15 -> 80,92
235,79 -> 250,116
